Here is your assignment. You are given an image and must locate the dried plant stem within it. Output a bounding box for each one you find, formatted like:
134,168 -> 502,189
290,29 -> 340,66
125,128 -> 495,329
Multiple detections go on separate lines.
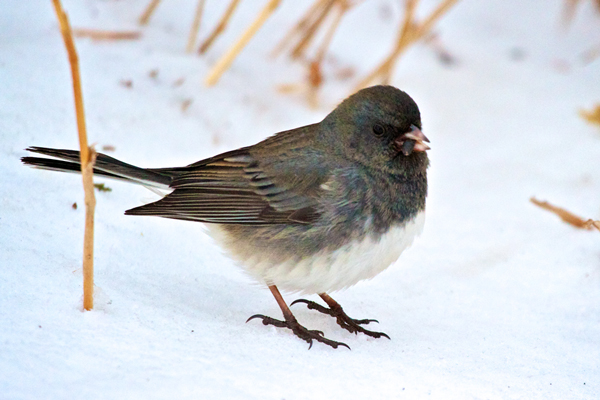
356,0 -> 459,89
139,0 -> 162,26
271,0 -> 327,57
306,1 -> 352,107
356,0 -> 417,88
290,0 -> 336,59
198,0 -> 241,54
72,28 -> 141,41
81,151 -> 97,310
186,0 -> 206,53
274,0 -> 356,107
205,0 -> 281,86
314,1 -> 348,63
530,197 -> 599,231
52,0 -> 96,311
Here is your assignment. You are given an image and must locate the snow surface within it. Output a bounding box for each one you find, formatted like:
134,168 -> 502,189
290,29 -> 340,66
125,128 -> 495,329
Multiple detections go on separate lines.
1,0 -> 600,399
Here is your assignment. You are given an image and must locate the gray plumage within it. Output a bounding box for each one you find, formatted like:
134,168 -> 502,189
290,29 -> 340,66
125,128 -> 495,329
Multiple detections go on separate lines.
22,85 -> 430,348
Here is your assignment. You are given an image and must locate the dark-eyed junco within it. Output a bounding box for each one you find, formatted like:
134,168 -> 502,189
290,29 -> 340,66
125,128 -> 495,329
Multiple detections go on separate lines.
22,85 -> 430,349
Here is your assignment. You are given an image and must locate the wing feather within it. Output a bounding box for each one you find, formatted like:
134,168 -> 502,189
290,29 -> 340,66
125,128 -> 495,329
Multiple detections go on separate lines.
126,125 -> 327,225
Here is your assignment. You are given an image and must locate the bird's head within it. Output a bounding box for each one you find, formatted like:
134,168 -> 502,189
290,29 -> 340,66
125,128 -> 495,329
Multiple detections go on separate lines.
320,85 -> 430,174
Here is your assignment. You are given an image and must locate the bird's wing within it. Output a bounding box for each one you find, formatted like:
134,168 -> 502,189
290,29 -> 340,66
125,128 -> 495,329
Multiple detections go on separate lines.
126,125 -> 329,225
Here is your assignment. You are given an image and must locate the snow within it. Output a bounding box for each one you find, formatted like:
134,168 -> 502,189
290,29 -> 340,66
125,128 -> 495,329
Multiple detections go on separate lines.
1,0 -> 599,399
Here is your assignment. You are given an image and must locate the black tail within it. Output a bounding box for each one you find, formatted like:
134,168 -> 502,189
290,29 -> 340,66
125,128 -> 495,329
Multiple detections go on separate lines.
21,146 -> 173,188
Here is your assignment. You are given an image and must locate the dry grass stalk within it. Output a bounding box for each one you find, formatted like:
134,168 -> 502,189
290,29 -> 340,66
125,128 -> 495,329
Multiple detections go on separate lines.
563,0 -> 600,26
306,1 -> 352,106
356,0 -> 459,90
186,0 -> 206,53
273,0 -> 357,60
204,0 -> 281,86
579,104 -> 600,126
52,0 -> 97,311
198,0 -> 241,54
530,197 -> 599,232
314,1 -> 349,63
139,0 -> 162,26
81,149 -> 97,310
271,0 -> 330,57
274,0 -> 357,106
72,29 -> 141,41
290,0 -> 337,59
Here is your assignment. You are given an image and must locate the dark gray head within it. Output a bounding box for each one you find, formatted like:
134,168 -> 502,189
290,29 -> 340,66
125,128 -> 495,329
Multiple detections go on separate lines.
319,85 -> 429,174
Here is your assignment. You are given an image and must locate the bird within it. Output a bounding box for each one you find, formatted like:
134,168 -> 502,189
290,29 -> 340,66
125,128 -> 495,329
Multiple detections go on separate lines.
22,85 -> 430,349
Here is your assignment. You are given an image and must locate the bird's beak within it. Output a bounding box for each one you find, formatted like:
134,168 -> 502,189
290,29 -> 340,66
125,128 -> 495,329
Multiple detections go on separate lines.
395,125 -> 430,156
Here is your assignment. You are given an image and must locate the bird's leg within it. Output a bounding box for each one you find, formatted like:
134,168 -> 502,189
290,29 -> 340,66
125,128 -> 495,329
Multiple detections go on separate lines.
247,285 -> 350,349
291,293 -> 390,339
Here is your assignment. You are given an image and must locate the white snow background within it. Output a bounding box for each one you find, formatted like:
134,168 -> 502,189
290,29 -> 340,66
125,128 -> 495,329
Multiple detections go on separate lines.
1,0 -> 599,399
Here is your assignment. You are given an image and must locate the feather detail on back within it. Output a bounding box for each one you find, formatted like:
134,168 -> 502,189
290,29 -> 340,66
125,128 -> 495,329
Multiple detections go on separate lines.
126,125 -> 327,225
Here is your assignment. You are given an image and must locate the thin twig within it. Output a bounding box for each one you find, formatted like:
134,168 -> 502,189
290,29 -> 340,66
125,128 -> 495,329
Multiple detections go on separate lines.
186,0 -> 206,53
271,0 -> 327,57
72,28 -> 141,41
400,0 -> 419,42
356,0 -> 459,90
198,0 -> 241,54
275,0 -> 357,106
139,0 -> 162,26
530,197 -> 597,230
205,0 -> 281,86
306,1 -> 352,106
290,0 -> 337,59
415,0 -> 458,38
52,0 -> 96,311
314,1 -> 348,63
355,0 -> 418,88
82,149 -> 97,310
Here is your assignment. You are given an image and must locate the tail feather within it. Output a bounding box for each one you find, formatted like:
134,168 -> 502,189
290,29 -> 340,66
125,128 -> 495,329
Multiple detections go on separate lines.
21,146 -> 173,188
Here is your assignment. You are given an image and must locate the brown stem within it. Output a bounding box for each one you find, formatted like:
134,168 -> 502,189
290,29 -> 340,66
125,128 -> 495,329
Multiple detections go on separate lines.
355,0 -> 459,90
198,0 -> 241,54
52,0 -> 96,310
186,0 -> 206,53
138,0 -> 162,26
271,0 -> 327,57
204,0 -> 281,86
82,150 -> 97,311
72,29 -> 141,41
530,197 -> 594,230
291,0 -> 336,59
314,1 -> 348,63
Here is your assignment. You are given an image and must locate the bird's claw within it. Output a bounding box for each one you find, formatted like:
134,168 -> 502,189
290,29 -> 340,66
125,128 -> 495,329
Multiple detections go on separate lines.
247,314 -> 349,350
290,299 -> 378,325
291,298 -> 390,339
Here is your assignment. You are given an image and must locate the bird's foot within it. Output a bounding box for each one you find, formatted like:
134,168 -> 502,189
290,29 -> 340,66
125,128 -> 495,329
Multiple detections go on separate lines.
291,298 -> 390,339
246,314 -> 350,350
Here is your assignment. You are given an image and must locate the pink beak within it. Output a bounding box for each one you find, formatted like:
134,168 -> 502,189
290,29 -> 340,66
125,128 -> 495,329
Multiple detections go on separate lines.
395,125 -> 430,156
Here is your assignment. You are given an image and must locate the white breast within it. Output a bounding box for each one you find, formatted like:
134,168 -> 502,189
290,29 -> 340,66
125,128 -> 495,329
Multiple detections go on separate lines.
209,211 -> 426,294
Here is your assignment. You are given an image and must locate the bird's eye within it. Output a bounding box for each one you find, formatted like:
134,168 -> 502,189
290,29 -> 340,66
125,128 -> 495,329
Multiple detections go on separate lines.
372,124 -> 385,137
